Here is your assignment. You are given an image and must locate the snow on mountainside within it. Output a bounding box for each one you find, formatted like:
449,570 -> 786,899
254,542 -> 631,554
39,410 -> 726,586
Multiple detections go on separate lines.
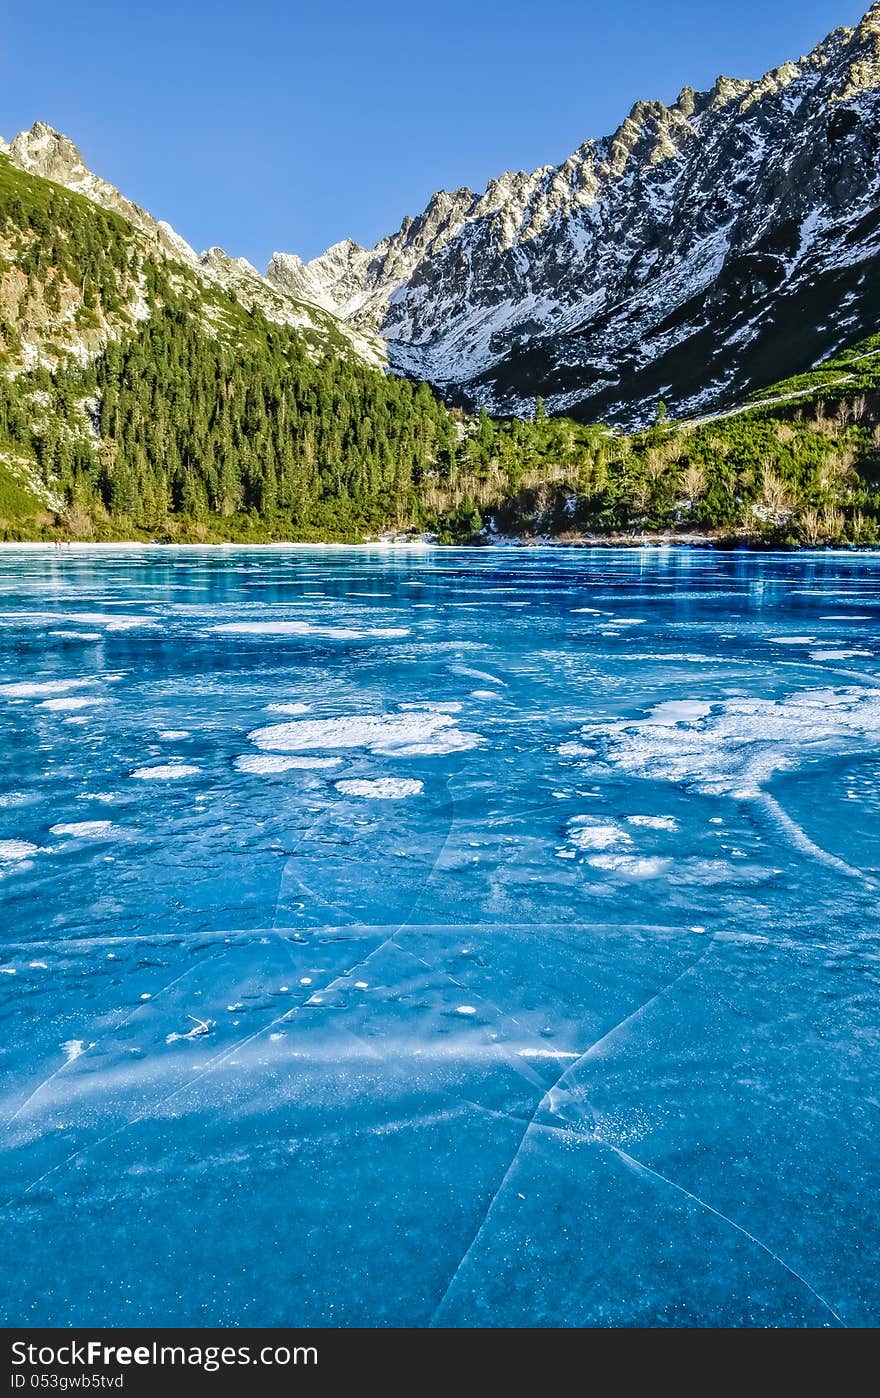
2,123 -> 385,368
268,3 -> 880,425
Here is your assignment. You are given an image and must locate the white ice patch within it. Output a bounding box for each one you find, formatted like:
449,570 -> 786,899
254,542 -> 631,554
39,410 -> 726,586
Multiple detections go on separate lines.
49,821 -> 113,837
581,687 -> 880,799
587,854 -> 672,879
470,690 -> 501,701
158,730 -> 191,740
0,840 -> 39,861
265,702 -> 312,715
334,778 -> 424,799
770,636 -> 816,645
557,742 -> 597,758
233,754 -> 342,774
61,1039 -> 87,1063
0,678 -> 95,698
649,700 -> 713,723
210,621 -> 409,640
399,701 -> 463,713
131,764 -> 201,780
625,815 -> 679,832
567,816 -> 632,852
450,665 -> 506,686
38,696 -> 106,711
810,650 -> 872,662
66,614 -> 158,631
249,712 -> 482,759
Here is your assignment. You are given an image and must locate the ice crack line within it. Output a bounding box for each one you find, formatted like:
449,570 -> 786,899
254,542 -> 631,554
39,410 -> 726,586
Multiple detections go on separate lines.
429,930 -> 719,1324
596,1136 -> 846,1328
3,956 -> 230,1129
2,912 -> 422,1207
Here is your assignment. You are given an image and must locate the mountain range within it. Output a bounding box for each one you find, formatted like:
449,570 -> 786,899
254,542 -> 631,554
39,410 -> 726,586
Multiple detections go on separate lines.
2,4 -> 880,549
4,5 -> 880,427
270,2 -> 880,426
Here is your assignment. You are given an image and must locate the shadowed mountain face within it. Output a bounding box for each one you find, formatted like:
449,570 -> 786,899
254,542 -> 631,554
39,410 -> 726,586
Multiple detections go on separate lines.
270,4 -> 880,426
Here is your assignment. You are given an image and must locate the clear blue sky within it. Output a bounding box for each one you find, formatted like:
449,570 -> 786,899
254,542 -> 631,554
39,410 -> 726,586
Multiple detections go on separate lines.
1,0 -> 868,268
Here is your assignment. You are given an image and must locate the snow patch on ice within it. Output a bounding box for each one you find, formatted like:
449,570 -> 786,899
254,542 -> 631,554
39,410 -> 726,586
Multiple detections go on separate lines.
587,854 -> 672,878
334,778 -> 424,799
210,620 -> 409,640
649,700 -> 713,723
567,816 -> 633,852
166,1016 -> 212,1045
38,696 -> 106,711
450,665 -> 506,686
399,701 -> 463,713
50,821 -> 113,837
0,840 -> 39,861
581,687 -> 880,798
65,614 -> 158,631
249,711 -> 482,758
131,763 -> 201,780
0,678 -> 96,698
234,753 -> 342,774
810,650 -> 872,662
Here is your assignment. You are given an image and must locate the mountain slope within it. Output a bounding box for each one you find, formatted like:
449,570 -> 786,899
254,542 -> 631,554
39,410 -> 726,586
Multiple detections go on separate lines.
270,3 -> 880,426
4,122 -> 385,369
0,150 -> 460,540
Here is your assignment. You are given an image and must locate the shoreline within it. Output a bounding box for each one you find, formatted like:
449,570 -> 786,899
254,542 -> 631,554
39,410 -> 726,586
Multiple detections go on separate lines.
1,536 -> 880,555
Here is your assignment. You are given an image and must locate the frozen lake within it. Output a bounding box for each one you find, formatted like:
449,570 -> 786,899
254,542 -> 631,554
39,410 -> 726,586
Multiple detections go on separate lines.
0,545 -> 878,1327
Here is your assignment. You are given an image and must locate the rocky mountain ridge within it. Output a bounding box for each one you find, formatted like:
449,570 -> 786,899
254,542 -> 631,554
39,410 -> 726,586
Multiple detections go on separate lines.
269,3 -> 880,425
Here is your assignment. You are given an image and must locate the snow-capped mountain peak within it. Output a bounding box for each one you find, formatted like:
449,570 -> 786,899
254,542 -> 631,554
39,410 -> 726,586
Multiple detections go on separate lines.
267,4 -> 880,425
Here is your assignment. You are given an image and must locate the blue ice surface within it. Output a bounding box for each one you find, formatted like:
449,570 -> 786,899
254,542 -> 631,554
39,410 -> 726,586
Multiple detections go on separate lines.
0,543 -> 878,1328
